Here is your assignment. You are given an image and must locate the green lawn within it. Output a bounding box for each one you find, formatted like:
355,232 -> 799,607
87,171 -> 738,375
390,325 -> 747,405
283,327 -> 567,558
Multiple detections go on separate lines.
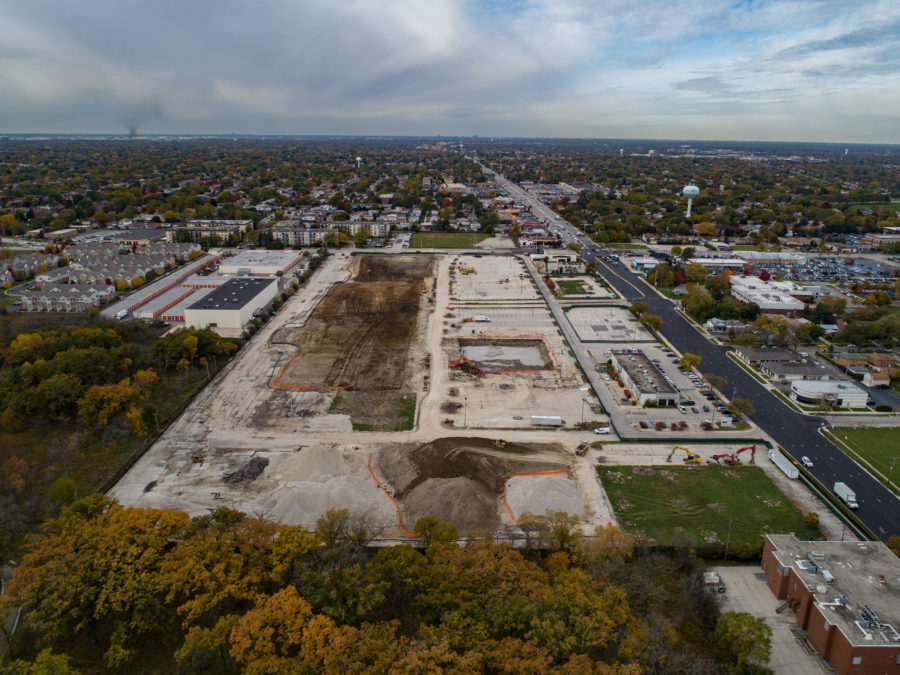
556,279 -> 587,295
827,427 -> 900,491
597,465 -> 819,549
604,242 -> 647,249
409,232 -> 492,248
731,245 -> 768,251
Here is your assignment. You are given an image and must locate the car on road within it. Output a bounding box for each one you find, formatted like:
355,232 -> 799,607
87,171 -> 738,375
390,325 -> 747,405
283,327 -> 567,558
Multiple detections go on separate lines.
800,456 -> 814,468
603,374 -> 610,381
639,421 -> 649,429
593,427 -> 611,434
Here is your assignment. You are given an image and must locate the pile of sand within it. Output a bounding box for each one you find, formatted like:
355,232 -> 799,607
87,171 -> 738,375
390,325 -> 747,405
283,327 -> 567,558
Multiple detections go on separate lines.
505,474 -> 582,521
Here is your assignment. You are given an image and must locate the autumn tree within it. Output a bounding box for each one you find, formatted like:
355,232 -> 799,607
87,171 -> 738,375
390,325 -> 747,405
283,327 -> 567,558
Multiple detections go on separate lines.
727,397 -> 755,419
679,353 -> 702,370
628,301 -> 649,318
639,312 -> 663,332
712,611 -> 772,670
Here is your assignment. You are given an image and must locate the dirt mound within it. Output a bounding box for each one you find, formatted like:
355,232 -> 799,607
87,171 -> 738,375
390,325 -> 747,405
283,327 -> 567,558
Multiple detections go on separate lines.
376,437 -> 568,533
224,456 -> 269,484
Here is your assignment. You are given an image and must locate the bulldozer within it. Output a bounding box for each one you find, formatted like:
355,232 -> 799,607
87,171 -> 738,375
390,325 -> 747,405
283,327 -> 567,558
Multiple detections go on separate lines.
493,439 -> 507,448
667,444 -> 702,463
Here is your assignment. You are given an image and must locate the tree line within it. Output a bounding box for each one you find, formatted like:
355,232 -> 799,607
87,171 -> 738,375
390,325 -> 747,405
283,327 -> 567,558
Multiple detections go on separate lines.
1,501 -> 773,674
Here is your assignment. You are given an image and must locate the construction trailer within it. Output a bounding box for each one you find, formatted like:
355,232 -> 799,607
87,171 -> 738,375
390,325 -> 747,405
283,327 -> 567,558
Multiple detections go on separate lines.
530,415 -> 564,427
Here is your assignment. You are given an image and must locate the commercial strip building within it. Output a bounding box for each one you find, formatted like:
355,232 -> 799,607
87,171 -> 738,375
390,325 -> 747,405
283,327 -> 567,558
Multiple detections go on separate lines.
789,380 -> 867,408
729,276 -> 805,316
609,350 -> 678,406
183,278 -> 278,338
761,534 -> 900,674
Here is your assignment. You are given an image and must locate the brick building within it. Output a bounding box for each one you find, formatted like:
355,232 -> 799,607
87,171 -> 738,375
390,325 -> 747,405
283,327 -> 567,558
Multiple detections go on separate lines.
761,534 -> 900,674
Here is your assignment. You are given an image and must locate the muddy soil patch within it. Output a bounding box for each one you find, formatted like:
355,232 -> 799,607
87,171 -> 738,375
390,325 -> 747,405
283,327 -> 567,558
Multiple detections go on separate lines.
376,437 -> 567,533
328,391 -> 416,431
453,337 -> 553,372
277,255 -> 434,390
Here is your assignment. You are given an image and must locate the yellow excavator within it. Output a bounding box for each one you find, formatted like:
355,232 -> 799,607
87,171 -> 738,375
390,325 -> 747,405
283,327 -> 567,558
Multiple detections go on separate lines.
667,444 -> 702,463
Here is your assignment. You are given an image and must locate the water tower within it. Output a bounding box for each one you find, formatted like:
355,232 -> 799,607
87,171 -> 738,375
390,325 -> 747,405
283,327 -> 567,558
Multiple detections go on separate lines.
683,184 -> 700,218
356,156 -> 362,168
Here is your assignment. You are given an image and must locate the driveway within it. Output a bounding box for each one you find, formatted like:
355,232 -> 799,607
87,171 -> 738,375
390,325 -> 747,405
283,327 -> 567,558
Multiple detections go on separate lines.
710,566 -> 825,674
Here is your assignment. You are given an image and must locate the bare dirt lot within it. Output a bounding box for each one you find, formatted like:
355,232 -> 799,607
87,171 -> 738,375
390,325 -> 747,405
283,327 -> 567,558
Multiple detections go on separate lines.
375,437 -> 574,534
274,255 -> 434,429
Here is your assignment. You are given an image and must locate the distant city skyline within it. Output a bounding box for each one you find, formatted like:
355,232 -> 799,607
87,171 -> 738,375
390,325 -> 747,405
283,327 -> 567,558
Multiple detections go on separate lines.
1,1 -> 898,143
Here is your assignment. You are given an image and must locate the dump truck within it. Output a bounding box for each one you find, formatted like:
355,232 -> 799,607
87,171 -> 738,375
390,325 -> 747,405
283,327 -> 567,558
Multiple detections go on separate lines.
834,482 -> 859,509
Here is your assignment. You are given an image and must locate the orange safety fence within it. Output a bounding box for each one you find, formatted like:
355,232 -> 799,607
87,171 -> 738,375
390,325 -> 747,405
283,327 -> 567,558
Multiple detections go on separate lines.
503,468 -> 570,521
367,454 -> 421,538
271,350 -> 343,391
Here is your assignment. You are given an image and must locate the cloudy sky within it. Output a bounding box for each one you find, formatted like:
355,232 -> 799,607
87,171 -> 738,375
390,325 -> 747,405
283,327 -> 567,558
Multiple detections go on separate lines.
1,0 -> 898,142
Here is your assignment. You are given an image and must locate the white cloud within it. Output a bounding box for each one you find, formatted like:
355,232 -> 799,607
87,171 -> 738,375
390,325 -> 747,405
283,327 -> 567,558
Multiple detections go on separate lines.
0,0 -> 897,141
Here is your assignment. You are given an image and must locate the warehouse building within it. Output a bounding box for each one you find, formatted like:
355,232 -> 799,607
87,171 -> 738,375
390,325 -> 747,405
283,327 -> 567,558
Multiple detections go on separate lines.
183,277 -> 278,337
729,276 -> 804,316
761,534 -> 900,675
217,250 -> 304,276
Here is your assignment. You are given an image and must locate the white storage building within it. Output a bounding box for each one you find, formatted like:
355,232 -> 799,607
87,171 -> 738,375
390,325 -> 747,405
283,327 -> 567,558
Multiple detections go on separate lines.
183,277 -> 278,337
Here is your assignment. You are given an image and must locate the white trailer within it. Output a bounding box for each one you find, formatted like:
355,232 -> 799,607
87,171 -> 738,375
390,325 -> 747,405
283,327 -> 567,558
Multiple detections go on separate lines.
531,415 -> 564,427
115,309 -> 128,320
833,482 -> 859,509
473,315 -> 491,322
768,448 -> 799,479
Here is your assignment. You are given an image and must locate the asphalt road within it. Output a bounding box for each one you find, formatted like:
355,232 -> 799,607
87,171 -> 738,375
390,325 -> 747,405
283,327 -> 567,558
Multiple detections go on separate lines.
484,165 -> 900,541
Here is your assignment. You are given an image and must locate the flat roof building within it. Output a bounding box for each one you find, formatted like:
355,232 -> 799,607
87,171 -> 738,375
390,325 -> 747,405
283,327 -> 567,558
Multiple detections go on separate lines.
790,380 -> 867,408
183,277 -> 278,337
729,276 -> 805,316
217,250 -> 303,276
761,534 -> 900,675
610,350 -> 678,406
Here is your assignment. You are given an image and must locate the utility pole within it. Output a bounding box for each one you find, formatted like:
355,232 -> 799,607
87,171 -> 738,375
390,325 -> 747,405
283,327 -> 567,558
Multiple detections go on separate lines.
724,517 -> 733,560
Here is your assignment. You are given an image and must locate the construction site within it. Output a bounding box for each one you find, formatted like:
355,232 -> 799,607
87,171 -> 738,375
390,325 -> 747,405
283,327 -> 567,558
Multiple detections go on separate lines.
108,251 -> 846,542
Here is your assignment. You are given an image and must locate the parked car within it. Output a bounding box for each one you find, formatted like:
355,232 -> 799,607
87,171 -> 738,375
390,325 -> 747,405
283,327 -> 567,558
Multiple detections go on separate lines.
639,421 -> 649,429
678,406 -> 688,414
703,405 -> 710,412
691,407 -> 699,414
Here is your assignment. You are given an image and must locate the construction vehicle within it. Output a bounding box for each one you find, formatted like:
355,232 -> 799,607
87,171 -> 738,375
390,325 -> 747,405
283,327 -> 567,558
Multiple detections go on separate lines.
443,418 -> 454,425
707,453 -> 737,465
493,439 -> 507,448
191,456 -> 204,464
460,266 -> 476,275
667,444 -> 702,463
735,444 -> 756,463
575,440 -> 590,456
462,317 -> 474,323
448,356 -> 484,375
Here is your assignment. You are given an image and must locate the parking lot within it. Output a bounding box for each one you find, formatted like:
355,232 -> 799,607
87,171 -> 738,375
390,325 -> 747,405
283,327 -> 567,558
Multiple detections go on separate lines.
594,343 -> 739,432
566,307 -> 653,343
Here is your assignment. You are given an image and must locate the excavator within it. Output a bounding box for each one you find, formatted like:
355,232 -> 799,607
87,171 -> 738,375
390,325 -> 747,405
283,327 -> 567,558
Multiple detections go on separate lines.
493,439 -> 507,448
735,444 -> 756,464
448,356 -> 485,375
667,444 -> 702,463
707,453 -> 737,465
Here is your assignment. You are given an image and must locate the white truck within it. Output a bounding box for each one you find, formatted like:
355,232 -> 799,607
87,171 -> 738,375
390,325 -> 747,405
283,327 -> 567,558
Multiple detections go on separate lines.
834,482 -> 859,509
